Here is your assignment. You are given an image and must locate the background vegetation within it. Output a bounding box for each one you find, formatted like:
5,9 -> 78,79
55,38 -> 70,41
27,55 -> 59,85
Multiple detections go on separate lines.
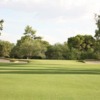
0,15 -> 100,60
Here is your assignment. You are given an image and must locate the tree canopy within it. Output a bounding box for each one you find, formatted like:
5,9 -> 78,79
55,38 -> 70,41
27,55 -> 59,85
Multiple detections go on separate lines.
0,40 -> 14,57
0,19 -> 4,35
11,26 -> 48,59
68,35 -> 95,51
0,14 -> 100,60
95,14 -> 100,41
24,25 -> 42,40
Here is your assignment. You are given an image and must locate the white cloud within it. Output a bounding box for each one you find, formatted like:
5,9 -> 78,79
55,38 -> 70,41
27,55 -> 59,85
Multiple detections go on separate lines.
0,0 -> 99,20
0,0 -> 100,44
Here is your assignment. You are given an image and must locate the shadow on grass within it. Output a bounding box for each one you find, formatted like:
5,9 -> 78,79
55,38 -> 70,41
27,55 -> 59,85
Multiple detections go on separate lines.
0,68 -> 100,75
0,63 -> 29,67
0,63 -> 100,75
0,63 -> 68,67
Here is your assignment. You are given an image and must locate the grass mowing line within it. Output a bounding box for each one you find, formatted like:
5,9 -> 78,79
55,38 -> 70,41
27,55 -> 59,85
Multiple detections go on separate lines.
0,60 -> 100,100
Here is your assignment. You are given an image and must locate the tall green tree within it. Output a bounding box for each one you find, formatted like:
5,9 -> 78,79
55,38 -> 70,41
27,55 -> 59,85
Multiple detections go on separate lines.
11,36 -> 48,59
94,14 -> 100,59
68,35 -> 95,60
95,14 -> 100,41
24,25 -> 42,40
68,35 -> 95,51
24,25 -> 36,38
11,25 -> 48,59
0,40 -> 14,57
0,19 -> 4,35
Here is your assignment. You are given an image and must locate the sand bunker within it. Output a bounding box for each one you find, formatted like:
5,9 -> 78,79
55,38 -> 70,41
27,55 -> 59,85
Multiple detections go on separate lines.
85,60 -> 100,64
0,59 -> 10,63
0,59 -> 28,63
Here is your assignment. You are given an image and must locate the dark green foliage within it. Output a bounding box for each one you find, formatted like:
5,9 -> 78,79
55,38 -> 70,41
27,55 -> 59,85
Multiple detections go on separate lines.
67,35 -> 96,60
46,43 -> 69,59
0,19 -> 4,35
24,25 -> 42,39
0,40 -> 14,57
68,48 -> 81,60
24,25 -> 36,38
94,14 -> 100,59
95,14 -> 100,40
68,35 -> 95,51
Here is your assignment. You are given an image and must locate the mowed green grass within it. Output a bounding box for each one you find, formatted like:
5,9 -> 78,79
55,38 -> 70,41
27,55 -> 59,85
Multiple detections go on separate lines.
0,60 -> 100,100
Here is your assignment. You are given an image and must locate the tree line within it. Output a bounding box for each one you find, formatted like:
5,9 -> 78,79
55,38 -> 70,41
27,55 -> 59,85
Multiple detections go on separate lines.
0,15 -> 100,60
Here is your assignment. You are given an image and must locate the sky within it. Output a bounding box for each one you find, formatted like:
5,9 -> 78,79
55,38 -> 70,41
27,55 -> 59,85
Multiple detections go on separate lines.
0,0 -> 100,44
